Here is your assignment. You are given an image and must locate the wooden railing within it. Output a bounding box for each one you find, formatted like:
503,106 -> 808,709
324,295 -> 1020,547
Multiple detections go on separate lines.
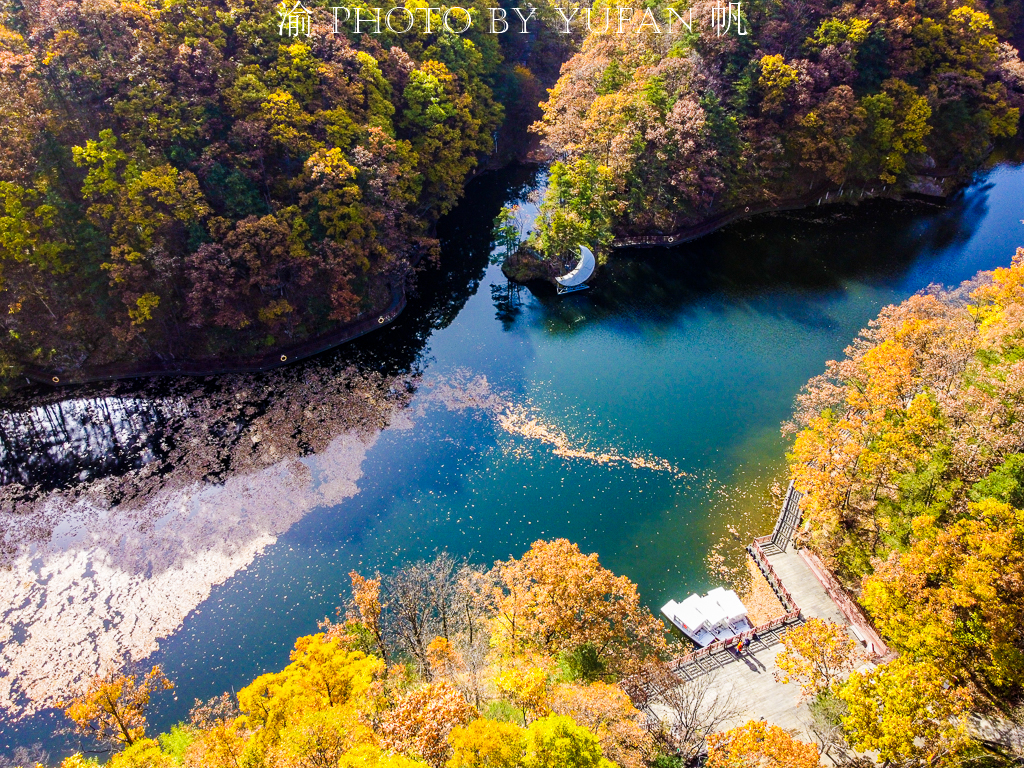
650,542 -> 803,684
769,480 -> 803,551
798,548 -> 890,659
626,491 -> 812,702
748,537 -> 799,614
639,608 -> 802,696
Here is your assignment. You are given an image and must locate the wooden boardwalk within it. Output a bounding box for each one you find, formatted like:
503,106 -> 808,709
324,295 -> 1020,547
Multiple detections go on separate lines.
765,548 -> 847,626
768,481 -> 803,552
642,486 -> 880,745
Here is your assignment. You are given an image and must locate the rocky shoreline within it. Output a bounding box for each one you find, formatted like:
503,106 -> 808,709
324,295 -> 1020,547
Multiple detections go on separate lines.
17,282 -> 406,390
20,171 -> 956,389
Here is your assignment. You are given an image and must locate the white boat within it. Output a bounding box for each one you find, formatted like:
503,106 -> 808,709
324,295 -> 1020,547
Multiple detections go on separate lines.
661,588 -> 753,647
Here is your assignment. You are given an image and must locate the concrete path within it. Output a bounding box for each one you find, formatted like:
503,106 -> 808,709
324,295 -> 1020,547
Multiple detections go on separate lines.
765,547 -> 848,625
649,546 -> 869,746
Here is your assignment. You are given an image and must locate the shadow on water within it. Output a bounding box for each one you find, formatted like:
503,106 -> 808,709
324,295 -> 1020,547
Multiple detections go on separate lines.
0,153 -> 1020,761
1,126 -> 1016,515
0,165 -> 543,493
526,190 -> 988,337
337,162 -> 545,372
0,159 -> 999,492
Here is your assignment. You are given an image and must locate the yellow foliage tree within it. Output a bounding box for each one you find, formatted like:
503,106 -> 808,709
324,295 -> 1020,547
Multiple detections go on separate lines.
58,665 -> 174,747
56,756 -> 101,768
447,718 -> 527,768
837,657 -> 972,766
758,55 -> 798,115
494,665 -> 550,726
861,498 -> 1024,694
237,635 -> 382,756
522,714 -> 614,768
183,718 -> 249,768
773,618 -> 862,698
107,738 -> 174,768
269,707 -> 375,768
705,720 -> 820,768
339,744 -> 430,766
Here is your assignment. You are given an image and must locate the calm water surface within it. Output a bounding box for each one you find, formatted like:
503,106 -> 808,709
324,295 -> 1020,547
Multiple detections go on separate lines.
2,158 -> 1023,758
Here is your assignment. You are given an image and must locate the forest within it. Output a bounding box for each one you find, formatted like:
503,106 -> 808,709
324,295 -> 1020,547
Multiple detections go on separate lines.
0,0 -> 566,383
4,0 -> 1024,378
787,247 -> 1024,759
529,0 -> 1024,256
27,532 -> 1024,767
30,539 -> 830,768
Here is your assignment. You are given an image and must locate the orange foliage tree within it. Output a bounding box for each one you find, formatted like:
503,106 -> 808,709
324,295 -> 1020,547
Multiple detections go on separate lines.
378,679 -> 478,768
548,682 -> 654,768
493,539 -> 666,675
58,665 -> 173,747
705,720 -> 820,768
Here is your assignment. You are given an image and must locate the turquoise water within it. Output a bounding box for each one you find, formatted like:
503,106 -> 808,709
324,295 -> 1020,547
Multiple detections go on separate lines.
2,158 -> 1023,755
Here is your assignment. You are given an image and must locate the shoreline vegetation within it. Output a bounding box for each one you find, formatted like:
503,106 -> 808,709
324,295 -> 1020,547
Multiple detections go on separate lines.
786,248 -> 1024,714
0,0 -> 573,392
517,0 -> 1024,266
11,252 -> 1024,764
30,540 -> 831,768
4,0 -> 1023,388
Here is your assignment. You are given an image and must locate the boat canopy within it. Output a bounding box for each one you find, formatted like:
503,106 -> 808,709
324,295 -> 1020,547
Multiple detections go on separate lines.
698,594 -> 729,628
677,594 -> 711,630
660,600 -> 682,625
708,587 -> 748,624
555,245 -> 596,287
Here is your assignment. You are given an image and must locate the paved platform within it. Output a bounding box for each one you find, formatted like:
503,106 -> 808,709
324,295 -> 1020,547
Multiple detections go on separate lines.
764,547 -> 847,625
648,545 -> 866,749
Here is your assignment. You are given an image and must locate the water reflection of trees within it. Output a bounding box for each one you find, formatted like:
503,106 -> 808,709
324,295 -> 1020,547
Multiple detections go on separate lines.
0,162 -> 546,726
0,364 -> 413,508
342,163 -> 543,369
0,359 -> 414,718
0,164 -> 544,496
528,188 -> 993,336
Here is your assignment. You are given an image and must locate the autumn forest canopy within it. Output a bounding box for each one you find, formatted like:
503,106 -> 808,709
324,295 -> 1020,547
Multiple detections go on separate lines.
37,539 -> 827,768
528,0 -> 1024,255
788,249 -> 1024,722
2,0 -> 1024,384
0,0 -> 563,381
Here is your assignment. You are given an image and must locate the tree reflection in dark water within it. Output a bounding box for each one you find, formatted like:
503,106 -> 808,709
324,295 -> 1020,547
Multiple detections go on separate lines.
0,159 -> 998,494
338,162 -> 543,371
528,191 -> 987,337
0,164 -> 542,494
0,153 -> 1019,758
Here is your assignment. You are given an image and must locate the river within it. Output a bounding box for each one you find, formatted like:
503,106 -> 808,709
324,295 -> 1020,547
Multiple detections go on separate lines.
1,156 -> 1023,761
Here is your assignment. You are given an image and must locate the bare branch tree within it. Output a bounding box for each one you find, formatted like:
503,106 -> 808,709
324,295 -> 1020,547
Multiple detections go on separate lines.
426,551 -> 459,642
805,689 -> 853,764
387,559 -> 439,673
385,553 -> 487,677
630,662 -> 740,764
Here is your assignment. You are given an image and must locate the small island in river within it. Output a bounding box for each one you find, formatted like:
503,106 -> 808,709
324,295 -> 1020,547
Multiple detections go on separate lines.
3,0 -> 1024,765
2,0 -> 1023,387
